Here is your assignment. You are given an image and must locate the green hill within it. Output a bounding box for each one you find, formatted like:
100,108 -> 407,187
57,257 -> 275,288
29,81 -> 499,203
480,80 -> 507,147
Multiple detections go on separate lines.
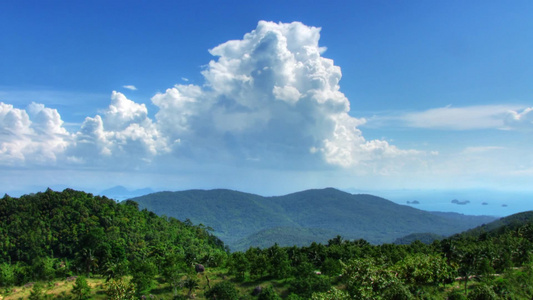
232,227 -> 339,251
454,210 -> 533,239
129,189 -> 298,246
0,188 -> 226,283
393,233 -> 445,245
131,188 -> 496,250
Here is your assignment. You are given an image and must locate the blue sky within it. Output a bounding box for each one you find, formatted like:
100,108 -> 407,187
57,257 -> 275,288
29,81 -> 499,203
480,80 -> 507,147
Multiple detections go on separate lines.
1,1 -> 532,214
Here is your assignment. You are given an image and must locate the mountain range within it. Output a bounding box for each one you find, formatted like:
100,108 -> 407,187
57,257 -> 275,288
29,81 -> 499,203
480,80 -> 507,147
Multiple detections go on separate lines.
130,188 -> 496,251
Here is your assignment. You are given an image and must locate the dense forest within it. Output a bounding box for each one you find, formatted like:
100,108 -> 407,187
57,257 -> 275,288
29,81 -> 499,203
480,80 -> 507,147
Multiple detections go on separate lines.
1,189 -> 532,299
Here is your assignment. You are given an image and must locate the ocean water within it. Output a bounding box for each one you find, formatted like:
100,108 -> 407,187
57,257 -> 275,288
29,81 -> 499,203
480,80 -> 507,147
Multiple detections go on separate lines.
370,189 -> 533,217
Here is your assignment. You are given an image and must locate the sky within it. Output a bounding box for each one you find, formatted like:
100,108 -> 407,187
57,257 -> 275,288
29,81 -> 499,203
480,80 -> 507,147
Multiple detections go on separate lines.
1,1 -> 532,214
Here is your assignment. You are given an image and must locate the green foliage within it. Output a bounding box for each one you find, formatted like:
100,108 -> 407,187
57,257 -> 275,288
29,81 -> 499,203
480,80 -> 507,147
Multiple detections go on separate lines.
246,247 -> 269,279
28,283 -> 45,300
393,253 -> 454,286
393,233 -> 445,245
311,287 -> 350,300
381,282 -> 414,300
105,278 -> 136,300
492,264 -> 533,299
130,260 -> 157,295
266,244 -> 291,279
342,257 -> 402,299
0,262 -> 16,287
205,281 -> 239,300
320,257 -> 342,276
258,286 -> 281,300
71,276 -> 91,300
447,289 -> 467,300
289,275 -> 331,299
228,251 -> 249,281
467,284 -> 497,300
182,275 -> 199,298
161,253 -> 186,296
0,188 -> 226,284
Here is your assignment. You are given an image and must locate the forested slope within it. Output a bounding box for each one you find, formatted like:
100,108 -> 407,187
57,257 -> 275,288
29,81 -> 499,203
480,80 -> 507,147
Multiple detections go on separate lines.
0,189 -> 532,299
132,188 -> 496,250
0,188 -> 226,285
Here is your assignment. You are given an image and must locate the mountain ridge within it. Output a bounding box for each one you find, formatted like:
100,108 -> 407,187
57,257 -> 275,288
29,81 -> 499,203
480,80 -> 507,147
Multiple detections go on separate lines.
130,188 -> 497,251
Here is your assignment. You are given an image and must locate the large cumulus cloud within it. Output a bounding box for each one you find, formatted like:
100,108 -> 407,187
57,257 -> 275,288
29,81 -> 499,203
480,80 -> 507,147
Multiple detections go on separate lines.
152,21 -> 419,168
0,21 -> 422,171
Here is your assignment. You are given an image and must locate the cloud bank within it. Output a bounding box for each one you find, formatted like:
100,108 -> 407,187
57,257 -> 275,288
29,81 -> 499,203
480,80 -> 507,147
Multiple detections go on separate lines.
1,21 -> 427,173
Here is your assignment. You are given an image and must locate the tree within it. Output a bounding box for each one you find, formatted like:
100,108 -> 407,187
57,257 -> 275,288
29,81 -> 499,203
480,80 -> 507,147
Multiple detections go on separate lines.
267,244 -> 291,279
321,258 -> 342,277
130,260 -> 157,296
105,278 -> 136,300
228,252 -> 249,281
467,284 -> 497,300
71,276 -> 91,300
205,281 -> 239,300
182,275 -> 199,298
393,253 -> 455,287
342,258 -> 401,299
161,253 -> 187,297
28,283 -> 45,300
311,287 -> 350,300
0,262 -> 16,287
258,286 -> 281,300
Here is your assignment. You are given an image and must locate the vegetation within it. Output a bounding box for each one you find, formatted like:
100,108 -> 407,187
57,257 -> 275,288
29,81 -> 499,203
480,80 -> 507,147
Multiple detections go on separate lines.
132,188 -> 496,250
0,189 -> 226,287
1,189 -> 532,299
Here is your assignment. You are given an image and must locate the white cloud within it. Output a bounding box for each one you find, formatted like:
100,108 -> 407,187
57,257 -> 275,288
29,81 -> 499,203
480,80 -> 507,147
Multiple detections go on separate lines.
150,21 -> 422,169
122,85 -> 137,91
0,102 -> 71,165
505,107 -> 533,130
0,21 -> 424,174
396,104 -> 526,130
462,146 -> 505,154
69,91 -> 169,165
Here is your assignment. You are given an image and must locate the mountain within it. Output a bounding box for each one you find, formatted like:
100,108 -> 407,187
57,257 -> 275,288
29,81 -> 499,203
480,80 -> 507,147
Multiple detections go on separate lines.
131,188 -> 497,251
100,185 -> 154,201
429,211 -> 497,227
129,189 -> 298,246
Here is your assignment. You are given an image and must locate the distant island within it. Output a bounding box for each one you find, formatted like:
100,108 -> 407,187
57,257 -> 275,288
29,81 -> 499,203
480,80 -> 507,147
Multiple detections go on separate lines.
451,199 -> 471,205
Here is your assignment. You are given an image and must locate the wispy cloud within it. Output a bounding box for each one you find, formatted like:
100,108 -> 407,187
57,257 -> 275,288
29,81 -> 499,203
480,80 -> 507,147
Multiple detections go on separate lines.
122,85 -> 137,91
367,104 -> 528,130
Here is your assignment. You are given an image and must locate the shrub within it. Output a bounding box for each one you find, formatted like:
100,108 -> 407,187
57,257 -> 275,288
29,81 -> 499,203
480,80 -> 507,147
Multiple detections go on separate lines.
71,276 -> 91,300
205,281 -> 239,300
467,284 -> 497,300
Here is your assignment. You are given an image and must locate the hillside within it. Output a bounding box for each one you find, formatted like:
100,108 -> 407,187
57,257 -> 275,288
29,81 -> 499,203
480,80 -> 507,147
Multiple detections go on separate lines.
131,188 -> 496,250
393,233 -> 445,245
130,189 -> 298,246
0,188 -> 226,284
454,210 -> 533,239
232,227 -> 339,251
